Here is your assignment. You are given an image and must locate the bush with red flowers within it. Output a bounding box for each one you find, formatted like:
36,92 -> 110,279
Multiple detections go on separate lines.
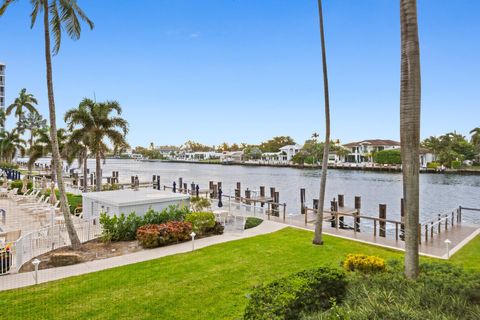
136,221 -> 193,248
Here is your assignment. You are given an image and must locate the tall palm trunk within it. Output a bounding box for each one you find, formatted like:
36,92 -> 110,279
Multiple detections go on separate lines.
43,1 -> 81,249
96,152 -> 102,191
400,0 -> 421,279
313,0 -> 331,245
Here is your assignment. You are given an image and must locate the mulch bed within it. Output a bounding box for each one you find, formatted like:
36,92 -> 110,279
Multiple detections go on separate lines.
19,239 -> 143,273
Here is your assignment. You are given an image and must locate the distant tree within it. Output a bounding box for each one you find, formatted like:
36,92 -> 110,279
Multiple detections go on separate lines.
0,129 -> 26,162
259,136 -> 296,153
6,88 -> 38,123
243,146 -> 262,160
28,128 -> 70,176
0,107 -> 6,130
422,132 -> 475,167
18,111 -> 48,148
470,127 -> 480,153
183,140 -> 213,152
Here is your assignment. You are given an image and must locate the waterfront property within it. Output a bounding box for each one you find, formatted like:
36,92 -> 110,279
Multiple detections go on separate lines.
82,188 -> 190,219
279,144 -> 303,161
343,139 -> 401,163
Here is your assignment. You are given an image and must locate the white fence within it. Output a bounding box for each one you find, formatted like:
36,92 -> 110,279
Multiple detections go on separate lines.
1,219 -> 101,275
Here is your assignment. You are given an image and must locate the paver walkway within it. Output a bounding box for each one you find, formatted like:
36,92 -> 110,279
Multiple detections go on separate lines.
0,220 -> 286,291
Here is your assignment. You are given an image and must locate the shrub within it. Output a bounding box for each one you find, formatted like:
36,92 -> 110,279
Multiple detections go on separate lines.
0,162 -> 19,169
373,149 -> 402,165
9,180 -> 33,193
245,217 -> 263,230
427,161 -> 440,169
137,221 -> 193,248
307,262 -> 480,320
99,205 -> 190,242
190,197 -> 211,212
207,221 -> 224,235
342,254 -> 386,274
185,212 -> 216,235
244,267 -> 346,320
451,160 -> 462,169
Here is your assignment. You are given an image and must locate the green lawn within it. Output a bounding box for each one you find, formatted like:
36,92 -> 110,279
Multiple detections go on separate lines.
0,228 -> 478,320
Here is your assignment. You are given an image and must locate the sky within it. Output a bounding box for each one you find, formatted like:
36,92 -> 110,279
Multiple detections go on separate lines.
0,0 -> 479,148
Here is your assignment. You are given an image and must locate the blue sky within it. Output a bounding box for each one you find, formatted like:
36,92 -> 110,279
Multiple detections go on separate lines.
0,0 -> 479,147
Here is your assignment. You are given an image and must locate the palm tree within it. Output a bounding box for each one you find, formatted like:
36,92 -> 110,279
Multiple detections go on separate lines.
67,130 -> 91,192
0,107 -> 6,130
18,111 -> 48,148
6,88 -> 38,124
1,0 -> 94,249
28,128 -> 70,177
470,127 -> 480,148
64,98 -> 129,192
400,0 -> 421,279
0,129 -> 26,162
313,0 -> 331,246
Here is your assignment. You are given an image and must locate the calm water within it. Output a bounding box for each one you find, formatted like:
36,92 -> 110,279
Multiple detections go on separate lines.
25,158 -> 480,224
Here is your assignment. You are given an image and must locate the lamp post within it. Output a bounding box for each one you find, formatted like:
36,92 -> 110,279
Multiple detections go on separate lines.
32,259 -> 41,285
444,239 -> 452,259
190,232 -> 196,251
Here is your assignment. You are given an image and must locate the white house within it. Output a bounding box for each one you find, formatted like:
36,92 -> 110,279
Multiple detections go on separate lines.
419,148 -> 436,168
279,144 -> 303,162
220,151 -> 244,163
343,139 -> 400,163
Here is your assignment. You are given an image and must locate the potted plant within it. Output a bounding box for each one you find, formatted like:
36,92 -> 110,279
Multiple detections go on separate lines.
0,243 -> 12,273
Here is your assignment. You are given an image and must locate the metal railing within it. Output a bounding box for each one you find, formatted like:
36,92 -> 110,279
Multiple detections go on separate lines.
2,218 -> 101,275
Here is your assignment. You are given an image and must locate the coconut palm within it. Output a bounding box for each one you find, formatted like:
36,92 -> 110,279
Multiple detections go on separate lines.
6,88 -> 38,123
400,0 -> 422,279
1,0 -> 94,249
64,98 -> 129,192
0,129 -> 26,162
313,0 -> 331,246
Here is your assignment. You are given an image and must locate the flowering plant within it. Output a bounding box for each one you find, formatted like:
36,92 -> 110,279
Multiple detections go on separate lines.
0,243 -> 12,254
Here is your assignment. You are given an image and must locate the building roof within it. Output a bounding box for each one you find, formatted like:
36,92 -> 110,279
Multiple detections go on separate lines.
82,189 -> 189,207
343,139 -> 400,148
279,144 -> 303,150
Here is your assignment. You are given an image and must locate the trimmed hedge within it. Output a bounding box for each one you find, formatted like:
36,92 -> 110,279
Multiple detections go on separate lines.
342,254 -> 386,274
373,149 -> 402,165
100,206 -> 190,242
245,217 -> 263,230
244,267 -> 346,320
136,221 -> 192,248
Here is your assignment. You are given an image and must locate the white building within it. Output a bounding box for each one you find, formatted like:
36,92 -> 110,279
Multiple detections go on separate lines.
279,144 -> 302,162
0,62 -> 5,107
419,148 -> 436,168
220,151 -> 244,163
343,139 -> 400,163
82,189 -> 190,219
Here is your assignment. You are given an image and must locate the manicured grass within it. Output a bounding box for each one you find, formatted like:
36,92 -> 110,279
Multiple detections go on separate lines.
0,229 -> 478,320
451,233 -> 480,271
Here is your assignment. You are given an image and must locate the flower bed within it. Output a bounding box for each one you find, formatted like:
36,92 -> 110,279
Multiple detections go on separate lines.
137,221 -> 193,248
